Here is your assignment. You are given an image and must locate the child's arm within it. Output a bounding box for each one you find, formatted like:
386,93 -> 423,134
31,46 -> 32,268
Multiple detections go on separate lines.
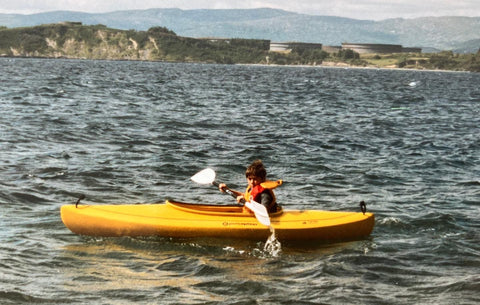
218,183 -> 244,203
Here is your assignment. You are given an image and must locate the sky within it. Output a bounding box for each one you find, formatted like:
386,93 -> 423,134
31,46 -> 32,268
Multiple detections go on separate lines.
0,0 -> 479,20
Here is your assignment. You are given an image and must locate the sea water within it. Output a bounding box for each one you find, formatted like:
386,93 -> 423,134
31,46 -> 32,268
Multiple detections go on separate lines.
0,58 -> 479,304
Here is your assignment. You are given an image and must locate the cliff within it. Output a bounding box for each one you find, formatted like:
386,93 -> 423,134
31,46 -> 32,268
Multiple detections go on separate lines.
0,22 -> 270,63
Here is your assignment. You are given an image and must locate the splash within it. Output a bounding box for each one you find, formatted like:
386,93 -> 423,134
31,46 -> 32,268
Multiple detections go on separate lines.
263,226 -> 281,257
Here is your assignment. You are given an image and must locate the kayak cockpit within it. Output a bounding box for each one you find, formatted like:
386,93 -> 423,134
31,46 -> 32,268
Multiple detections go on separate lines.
166,200 -> 283,217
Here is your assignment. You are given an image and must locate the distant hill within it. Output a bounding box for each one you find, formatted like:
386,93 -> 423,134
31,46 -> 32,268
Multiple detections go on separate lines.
453,39 -> 480,53
1,8 -> 479,52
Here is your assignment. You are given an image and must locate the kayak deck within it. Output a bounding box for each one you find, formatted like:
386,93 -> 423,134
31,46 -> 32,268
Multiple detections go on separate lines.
60,200 -> 374,241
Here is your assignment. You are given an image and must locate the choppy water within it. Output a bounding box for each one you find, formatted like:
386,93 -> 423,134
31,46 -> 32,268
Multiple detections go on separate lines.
1,58 -> 479,304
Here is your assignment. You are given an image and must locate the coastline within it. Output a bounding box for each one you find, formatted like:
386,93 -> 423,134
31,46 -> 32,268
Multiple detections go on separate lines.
237,61 -> 470,73
0,55 -> 473,74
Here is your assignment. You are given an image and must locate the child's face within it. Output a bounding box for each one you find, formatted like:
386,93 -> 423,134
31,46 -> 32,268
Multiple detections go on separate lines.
247,175 -> 262,187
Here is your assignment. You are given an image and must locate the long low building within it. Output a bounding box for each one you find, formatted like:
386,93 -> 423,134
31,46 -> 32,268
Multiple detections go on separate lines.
342,42 -> 421,54
270,42 -> 323,52
270,41 -> 421,54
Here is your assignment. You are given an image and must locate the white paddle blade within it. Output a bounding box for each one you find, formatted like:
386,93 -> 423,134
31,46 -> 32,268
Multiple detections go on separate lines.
191,168 -> 216,185
245,201 -> 271,227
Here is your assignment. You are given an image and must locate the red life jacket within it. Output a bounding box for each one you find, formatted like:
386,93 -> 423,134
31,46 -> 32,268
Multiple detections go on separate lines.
244,180 -> 282,211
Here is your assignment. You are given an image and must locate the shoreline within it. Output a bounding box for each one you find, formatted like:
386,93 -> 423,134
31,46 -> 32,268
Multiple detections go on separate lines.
237,62 -> 471,74
0,55 -> 473,74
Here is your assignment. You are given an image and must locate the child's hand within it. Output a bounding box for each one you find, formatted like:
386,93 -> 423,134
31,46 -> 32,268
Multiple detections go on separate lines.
218,183 -> 227,192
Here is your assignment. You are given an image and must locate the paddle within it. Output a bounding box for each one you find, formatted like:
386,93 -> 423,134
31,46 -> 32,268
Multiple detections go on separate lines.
190,168 -> 271,226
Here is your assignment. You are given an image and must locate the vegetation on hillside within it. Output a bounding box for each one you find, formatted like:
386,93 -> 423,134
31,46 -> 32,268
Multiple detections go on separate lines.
361,51 -> 480,72
0,23 -> 479,72
0,23 -> 270,63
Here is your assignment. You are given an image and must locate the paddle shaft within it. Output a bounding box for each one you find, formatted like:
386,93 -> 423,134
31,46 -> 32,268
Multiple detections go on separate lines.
212,181 -> 245,203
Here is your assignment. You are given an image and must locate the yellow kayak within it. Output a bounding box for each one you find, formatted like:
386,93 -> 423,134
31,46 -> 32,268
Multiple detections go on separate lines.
60,200 -> 374,241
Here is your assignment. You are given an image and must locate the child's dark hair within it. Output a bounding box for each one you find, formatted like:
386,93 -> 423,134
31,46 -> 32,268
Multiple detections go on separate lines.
245,160 -> 267,180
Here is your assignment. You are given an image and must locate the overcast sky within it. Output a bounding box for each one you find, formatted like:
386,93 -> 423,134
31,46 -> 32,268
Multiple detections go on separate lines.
0,0 -> 479,20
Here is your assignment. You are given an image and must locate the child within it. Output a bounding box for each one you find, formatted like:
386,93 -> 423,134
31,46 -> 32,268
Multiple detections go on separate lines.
219,160 -> 281,213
